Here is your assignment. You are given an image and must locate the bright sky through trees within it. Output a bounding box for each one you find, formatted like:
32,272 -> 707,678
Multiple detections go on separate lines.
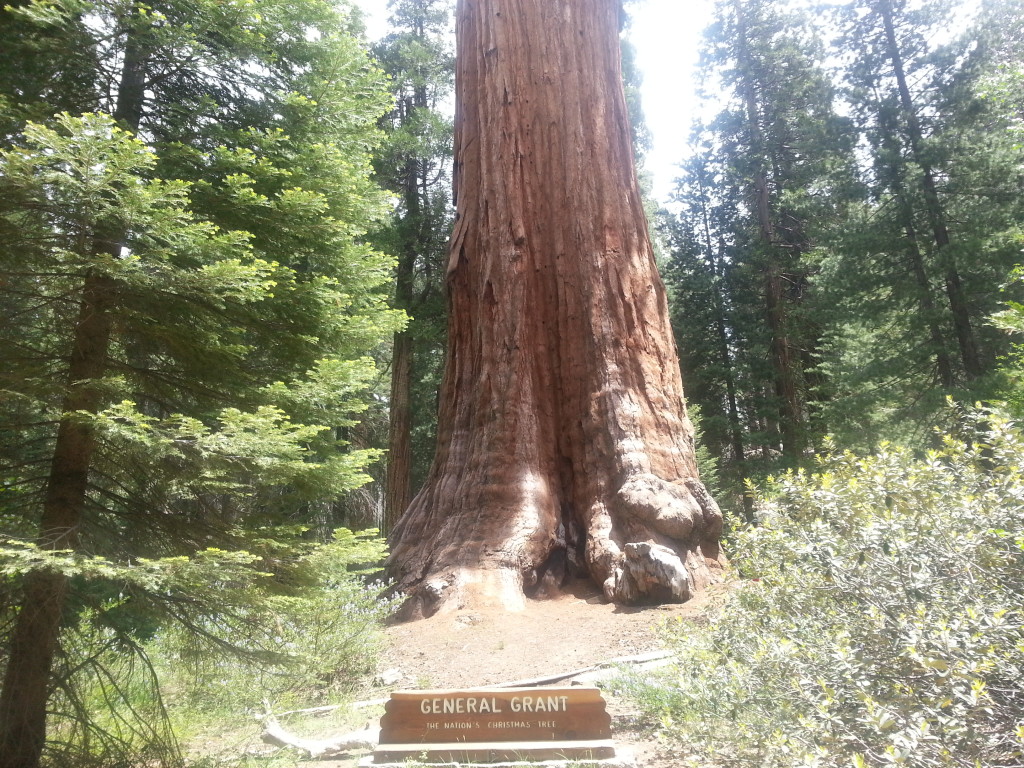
355,0 -> 715,203
355,0 -> 984,203
627,0 -> 715,201
615,0 -> 982,203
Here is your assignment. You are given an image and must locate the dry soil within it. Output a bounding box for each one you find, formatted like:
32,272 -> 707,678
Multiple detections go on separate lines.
279,577 -> 730,768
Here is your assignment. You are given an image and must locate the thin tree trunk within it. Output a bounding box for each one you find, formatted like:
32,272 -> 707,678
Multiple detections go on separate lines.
878,0 -> 982,378
765,268 -> 802,459
385,36 -> 441,532
734,0 -> 803,460
903,213 -> 957,389
712,269 -> 745,478
0,275 -> 114,768
385,308 -> 414,534
384,153 -> 421,535
385,329 -> 413,534
873,89 -> 958,390
695,163 -> 749,519
0,23 -> 146,766
940,265 -> 980,378
388,0 -> 725,617
713,255 -> 752,520
695,168 -> 744,463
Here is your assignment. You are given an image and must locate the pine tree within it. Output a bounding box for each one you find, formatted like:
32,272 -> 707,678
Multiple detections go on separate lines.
666,0 -> 856,473
662,150 -> 753,516
0,1 -> 399,764
815,0 -> 1024,443
372,0 -> 455,534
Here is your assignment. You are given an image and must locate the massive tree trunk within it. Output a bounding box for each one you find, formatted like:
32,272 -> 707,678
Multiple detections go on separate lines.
387,0 -> 725,618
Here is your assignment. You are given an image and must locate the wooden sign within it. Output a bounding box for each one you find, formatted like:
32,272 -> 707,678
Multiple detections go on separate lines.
372,686 -> 615,763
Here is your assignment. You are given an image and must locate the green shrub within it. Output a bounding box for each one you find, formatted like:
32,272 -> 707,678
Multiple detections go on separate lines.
46,615 -> 181,768
35,529 -> 391,766
154,529 -> 393,718
619,408 -> 1024,768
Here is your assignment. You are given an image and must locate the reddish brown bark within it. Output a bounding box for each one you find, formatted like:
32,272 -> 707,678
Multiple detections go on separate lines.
385,324 -> 414,534
387,0 -> 725,617
384,158 -> 419,535
0,275 -> 114,768
0,25 -> 144,766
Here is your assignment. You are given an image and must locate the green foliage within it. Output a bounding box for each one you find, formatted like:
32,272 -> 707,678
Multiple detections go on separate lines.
687,404 -> 723,502
45,615 -> 182,768
0,0 -> 401,762
991,266 -> 1024,416
618,13 -> 653,160
662,0 -> 859,499
369,0 -> 455,502
618,407 -> 1024,767
804,0 -> 1024,446
152,529 -> 392,718
666,0 -> 1024,474
16,530 -> 391,768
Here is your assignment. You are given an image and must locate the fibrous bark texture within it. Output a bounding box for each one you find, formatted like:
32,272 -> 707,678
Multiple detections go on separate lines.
387,0 -> 725,618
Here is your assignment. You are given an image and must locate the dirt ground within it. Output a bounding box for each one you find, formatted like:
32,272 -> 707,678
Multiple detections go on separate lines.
378,578 -> 719,689
278,578 -> 730,768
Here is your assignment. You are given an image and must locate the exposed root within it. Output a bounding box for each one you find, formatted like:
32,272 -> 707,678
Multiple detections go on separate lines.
393,567 -> 528,621
611,542 -> 692,604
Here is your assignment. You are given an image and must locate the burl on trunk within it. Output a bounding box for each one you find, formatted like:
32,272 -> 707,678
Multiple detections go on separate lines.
387,0 -> 725,618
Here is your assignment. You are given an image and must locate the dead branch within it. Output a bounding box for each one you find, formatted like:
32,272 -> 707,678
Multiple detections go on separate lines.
485,650 -> 674,688
260,717 -> 377,758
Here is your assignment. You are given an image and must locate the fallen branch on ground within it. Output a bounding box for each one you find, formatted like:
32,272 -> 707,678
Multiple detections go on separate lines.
260,717 -> 377,758
271,698 -> 388,719
484,649 -> 674,688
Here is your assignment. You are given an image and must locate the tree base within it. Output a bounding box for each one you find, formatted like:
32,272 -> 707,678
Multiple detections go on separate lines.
392,567 -> 529,622
390,542 -> 727,622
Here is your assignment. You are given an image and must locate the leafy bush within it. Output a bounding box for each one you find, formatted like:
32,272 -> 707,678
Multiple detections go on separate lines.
619,408 -> 1024,768
155,528 -> 394,718
25,529 -> 391,767
992,265 -> 1024,418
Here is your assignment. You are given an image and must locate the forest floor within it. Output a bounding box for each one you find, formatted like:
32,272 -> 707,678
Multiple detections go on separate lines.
260,577 -> 733,768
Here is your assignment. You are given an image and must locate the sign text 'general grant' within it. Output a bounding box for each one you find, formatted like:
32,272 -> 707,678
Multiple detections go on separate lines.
418,694 -> 570,715
373,686 -> 617,764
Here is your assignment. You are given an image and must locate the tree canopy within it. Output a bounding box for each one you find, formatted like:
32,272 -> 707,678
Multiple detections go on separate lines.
663,0 -> 1024,499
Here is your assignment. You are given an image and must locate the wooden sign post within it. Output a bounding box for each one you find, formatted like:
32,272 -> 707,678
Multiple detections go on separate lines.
372,686 -> 616,764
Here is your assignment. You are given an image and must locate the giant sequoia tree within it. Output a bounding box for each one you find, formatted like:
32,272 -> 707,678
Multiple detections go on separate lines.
388,0 -> 725,617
